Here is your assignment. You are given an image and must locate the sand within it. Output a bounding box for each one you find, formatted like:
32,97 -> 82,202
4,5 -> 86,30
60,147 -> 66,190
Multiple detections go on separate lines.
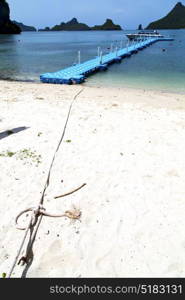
0,80 -> 185,278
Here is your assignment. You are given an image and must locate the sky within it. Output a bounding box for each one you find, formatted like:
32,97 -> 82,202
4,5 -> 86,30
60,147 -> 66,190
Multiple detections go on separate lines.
7,0 -> 185,29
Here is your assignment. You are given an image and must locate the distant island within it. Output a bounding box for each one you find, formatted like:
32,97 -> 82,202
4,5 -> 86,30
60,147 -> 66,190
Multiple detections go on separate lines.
50,18 -> 90,31
39,27 -> 50,32
146,2 -> 185,29
91,19 -> 122,30
1,1 -> 122,34
13,21 -> 36,32
137,24 -> 143,30
39,18 -> 122,31
0,0 -> 21,34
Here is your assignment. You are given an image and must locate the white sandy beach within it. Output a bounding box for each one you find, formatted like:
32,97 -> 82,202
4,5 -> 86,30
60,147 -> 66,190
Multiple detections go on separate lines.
0,80 -> 185,278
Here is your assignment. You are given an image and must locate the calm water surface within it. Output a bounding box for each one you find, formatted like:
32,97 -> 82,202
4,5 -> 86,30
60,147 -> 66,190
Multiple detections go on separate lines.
0,30 -> 184,92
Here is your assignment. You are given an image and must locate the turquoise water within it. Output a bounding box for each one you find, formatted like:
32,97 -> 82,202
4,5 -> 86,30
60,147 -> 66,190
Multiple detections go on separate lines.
0,30 -> 185,92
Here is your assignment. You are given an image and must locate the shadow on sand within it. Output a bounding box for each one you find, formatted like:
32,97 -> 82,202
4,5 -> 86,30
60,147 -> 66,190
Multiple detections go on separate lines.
0,126 -> 29,140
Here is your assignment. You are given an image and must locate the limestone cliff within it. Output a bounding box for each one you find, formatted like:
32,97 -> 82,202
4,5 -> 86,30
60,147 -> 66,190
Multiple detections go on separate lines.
13,21 -> 36,32
0,0 -> 21,34
51,18 -> 90,31
92,19 -> 122,30
146,2 -> 185,29
39,18 -> 122,31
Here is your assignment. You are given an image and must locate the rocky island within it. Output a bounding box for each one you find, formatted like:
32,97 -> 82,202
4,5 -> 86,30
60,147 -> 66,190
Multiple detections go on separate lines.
0,0 -> 21,34
38,26 -> 50,32
39,18 -> 122,31
51,18 -> 90,31
146,2 -> 185,29
91,19 -> 122,30
13,21 -> 37,32
137,24 -> 143,30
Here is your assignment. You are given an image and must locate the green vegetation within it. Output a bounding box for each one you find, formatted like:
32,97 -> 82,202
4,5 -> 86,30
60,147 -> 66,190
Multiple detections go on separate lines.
12,21 -> 36,32
51,18 -> 90,31
92,19 -> 122,30
18,149 -> 42,165
146,2 -> 185,29
39,18 -> 122,31
0,0 -> 21,34
0,151 -> 16,157
0,149 -> 42,166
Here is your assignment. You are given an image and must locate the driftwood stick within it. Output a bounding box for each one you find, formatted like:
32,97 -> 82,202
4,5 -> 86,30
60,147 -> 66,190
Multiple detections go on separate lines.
54,183 -> 87,199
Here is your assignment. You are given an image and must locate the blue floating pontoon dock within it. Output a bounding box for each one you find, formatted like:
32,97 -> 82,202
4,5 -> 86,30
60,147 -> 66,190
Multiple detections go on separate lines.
40,37 -> 173,85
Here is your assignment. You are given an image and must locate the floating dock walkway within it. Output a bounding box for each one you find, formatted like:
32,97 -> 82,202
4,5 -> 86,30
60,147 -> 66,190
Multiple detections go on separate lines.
40,37 -> 173,85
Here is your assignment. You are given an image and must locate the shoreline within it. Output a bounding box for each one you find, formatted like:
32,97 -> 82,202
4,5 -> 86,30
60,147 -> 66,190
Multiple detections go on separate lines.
1,78 -> 185,96
1,80 -> 185,277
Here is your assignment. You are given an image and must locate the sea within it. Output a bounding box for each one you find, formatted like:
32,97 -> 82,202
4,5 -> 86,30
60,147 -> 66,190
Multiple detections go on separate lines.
0,30 -> 185,93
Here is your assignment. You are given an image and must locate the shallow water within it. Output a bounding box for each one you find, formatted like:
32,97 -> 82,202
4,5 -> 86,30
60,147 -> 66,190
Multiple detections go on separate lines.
0,30 -> 184,93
